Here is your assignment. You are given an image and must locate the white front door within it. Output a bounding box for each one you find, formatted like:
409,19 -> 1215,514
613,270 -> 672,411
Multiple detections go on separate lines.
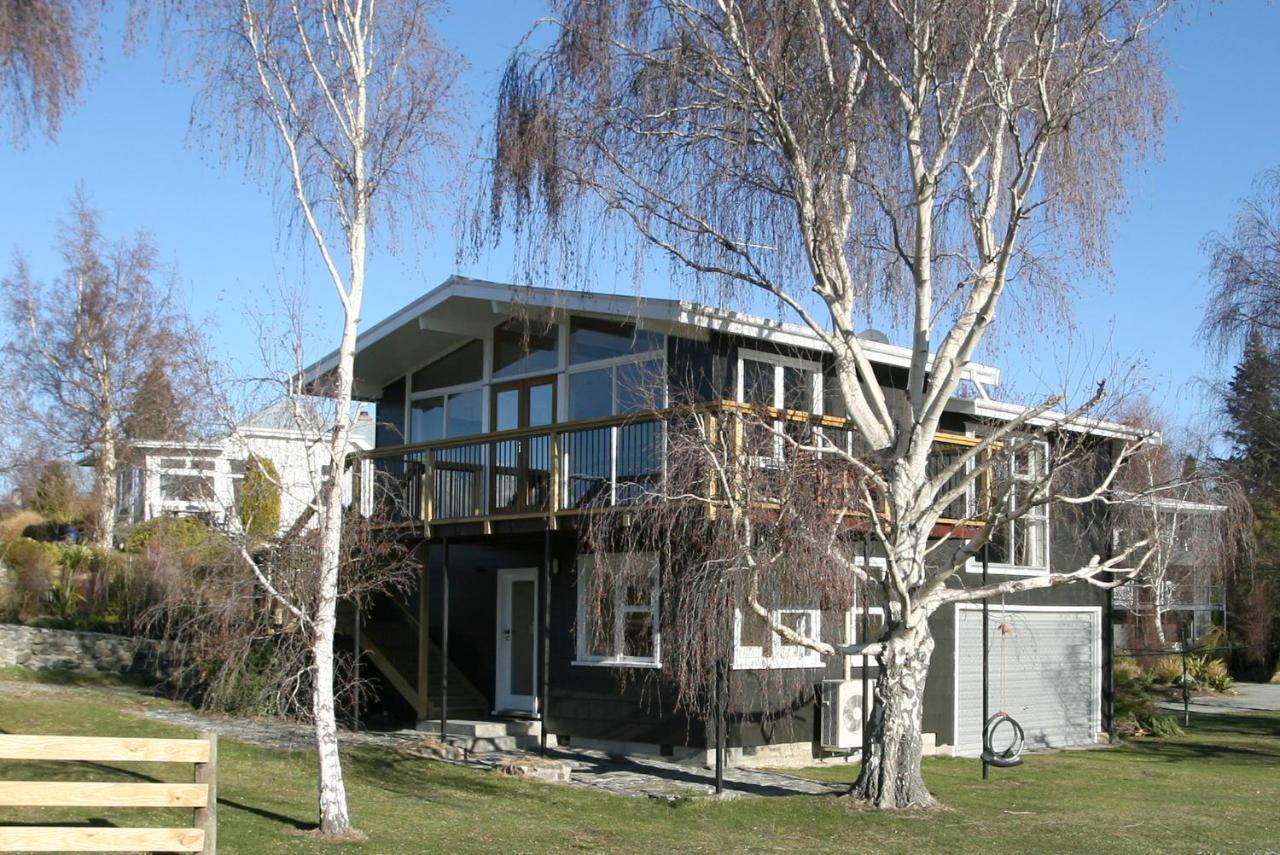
495,567 -> 539,715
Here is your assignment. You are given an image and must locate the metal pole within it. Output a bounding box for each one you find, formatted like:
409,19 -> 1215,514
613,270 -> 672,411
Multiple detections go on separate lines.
861,532 -> 871,763
1105,584 -> 1115,743
541,530 -> 552,757
982,542 -> 990,781
441,538 -> 450,741
1180,622 -> 1190,728
352,597 -> 361,732
714,658 -> 725,795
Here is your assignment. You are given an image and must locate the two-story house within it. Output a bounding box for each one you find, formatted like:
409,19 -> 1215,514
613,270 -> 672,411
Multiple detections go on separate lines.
314,275 -> 1139,763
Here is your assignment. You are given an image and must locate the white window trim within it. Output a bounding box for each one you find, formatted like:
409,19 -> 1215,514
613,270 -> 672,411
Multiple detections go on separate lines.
573,553 -> 662,668
732,607 -> 824,670
965,437 -> 1051,576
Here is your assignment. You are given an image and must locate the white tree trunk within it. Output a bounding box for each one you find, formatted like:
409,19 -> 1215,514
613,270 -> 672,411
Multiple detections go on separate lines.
93,427 -> 116,548
852,618 -> 936,809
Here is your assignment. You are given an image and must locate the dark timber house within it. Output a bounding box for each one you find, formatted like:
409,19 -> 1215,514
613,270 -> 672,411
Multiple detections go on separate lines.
312,276 -> 1132,763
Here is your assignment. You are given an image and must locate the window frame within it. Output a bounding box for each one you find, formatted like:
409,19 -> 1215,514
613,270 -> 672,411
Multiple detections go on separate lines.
732,606 -> 824,670
574,552 -> 662,668
967,437 -> 1052,575
564,336 -> 667,420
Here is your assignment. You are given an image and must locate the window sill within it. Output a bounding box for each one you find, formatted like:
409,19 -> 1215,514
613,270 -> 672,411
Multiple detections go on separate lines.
732,657 -> 826,671
964,561 -> 1049,577
571,658 -> 661,669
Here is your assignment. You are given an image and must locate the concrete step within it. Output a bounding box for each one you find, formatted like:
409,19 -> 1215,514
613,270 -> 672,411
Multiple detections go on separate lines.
419,719 -> 542,739
416,719 -> 542,754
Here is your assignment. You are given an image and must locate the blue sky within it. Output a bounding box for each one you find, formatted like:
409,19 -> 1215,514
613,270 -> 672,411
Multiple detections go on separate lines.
1,2 -> 1276,438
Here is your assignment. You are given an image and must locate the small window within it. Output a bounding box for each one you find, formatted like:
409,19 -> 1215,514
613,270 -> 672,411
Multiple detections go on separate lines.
493,319 -> 559,379
411,340 -> 483,392
732,607 -> 823,669
569,317 -> 663,365
576,553 -> 660,666
160,474 -> 215,502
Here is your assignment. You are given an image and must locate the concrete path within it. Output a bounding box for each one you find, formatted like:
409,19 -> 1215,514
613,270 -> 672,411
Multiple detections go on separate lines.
132,698 -> 841,799
1159,682 -> 1280,716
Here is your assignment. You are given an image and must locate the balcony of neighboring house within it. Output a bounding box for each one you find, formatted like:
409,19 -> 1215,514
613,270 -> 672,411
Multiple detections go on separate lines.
346,401 -> 984,538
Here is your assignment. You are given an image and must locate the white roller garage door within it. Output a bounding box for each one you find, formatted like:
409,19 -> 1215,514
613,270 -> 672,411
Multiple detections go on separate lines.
955,606 -> 1100,756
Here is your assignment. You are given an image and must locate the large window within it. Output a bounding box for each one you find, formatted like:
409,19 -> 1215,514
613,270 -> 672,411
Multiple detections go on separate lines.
987,440 -> 1050,570
568,356 -> 665,420
733,606 -> 823,670
409,388 -> 484,444
575,553 -> 660,667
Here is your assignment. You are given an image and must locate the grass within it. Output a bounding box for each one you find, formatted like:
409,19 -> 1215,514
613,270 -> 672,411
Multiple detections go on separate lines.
1,675 -> 1277,853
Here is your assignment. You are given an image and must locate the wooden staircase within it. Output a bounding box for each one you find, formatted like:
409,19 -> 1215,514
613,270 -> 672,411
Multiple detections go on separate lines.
339,599 -> 489,721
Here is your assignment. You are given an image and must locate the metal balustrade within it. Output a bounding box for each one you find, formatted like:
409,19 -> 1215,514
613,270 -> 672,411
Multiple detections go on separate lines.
346,401 -> 985,532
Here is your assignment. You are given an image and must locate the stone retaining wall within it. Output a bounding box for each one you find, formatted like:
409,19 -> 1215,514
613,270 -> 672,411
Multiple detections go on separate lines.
0,624 -> 168,677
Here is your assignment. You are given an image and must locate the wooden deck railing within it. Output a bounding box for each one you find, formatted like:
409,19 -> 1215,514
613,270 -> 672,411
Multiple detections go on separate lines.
0,733 -> 217,853
347,400 -> 985,534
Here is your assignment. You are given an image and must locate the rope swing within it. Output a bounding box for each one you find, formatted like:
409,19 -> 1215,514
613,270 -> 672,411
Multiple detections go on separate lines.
981,610 -> 1025,768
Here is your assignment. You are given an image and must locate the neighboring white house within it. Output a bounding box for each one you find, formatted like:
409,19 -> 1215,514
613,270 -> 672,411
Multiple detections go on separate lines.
1112,495 -> 1228,648
114,403 -> 375,538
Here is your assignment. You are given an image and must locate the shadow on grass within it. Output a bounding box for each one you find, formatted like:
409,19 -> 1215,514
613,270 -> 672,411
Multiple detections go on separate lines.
1121,712 -> 1280,765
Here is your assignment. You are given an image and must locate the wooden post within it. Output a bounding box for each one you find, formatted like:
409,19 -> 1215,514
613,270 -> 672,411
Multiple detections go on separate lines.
417,546 -> 430,723
193,732 -> 217,855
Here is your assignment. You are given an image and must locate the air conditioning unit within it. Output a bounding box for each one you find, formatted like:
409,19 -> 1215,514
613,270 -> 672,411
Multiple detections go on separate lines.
820,679 -> 867,751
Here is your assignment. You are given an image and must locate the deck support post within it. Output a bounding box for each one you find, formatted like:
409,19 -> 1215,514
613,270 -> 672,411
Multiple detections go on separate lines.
541,529 -> 552,756
441,537 -> 450,740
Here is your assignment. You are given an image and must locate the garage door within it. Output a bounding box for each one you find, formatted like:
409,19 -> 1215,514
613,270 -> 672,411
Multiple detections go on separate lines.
955,606 -> 1099,756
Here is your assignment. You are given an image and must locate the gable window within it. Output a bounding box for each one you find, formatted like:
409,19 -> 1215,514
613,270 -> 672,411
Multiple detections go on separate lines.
569,317 -> 663,364
493,319 -> 560,379
987,440 -> 1050,570
575,552 -> 660,667
732,606 -> 823,670
411,340 -> 483,392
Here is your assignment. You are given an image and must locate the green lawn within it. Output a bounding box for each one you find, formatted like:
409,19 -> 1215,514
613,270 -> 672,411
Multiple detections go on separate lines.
1,674 -> 1277,854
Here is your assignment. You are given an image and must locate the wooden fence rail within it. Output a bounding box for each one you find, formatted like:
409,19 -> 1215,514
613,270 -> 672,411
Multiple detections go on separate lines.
0,732 -> 217,853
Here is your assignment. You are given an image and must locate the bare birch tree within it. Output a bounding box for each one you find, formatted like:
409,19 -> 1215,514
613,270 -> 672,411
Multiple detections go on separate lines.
485,0 -> 1170,807
187,0 -> 459,835
1202,167 -> 1280,356
1,194 -> 193,547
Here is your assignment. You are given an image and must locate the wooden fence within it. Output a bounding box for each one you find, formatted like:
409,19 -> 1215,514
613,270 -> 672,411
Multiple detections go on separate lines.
0,732 -> 217,853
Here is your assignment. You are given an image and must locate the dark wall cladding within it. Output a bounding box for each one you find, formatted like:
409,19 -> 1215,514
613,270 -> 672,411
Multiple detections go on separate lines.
375,377 -> 407,448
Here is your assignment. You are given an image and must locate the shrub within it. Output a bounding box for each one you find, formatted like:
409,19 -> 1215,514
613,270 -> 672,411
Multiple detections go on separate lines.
1146,714 -> 1184,738
238,455 -> 281,543
0,537 -> 61,619
125,517 -> 222,557
1149,655 -> 1184,685
0,511 -> 44,542
1202,658 -> 1235,693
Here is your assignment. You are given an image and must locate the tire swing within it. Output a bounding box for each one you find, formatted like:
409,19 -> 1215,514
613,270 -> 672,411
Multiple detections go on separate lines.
981,616 -> 1025,768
